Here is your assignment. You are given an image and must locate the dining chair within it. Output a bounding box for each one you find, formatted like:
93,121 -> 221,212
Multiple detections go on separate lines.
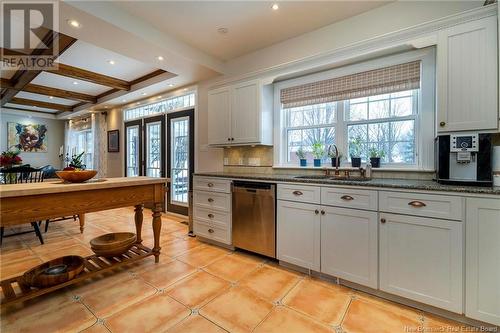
0,166 -> 45,245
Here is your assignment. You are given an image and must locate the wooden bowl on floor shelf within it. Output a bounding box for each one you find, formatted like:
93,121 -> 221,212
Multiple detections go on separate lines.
23,256 -> 85,289
56,170 -> 97,183
90,232 -> 137,257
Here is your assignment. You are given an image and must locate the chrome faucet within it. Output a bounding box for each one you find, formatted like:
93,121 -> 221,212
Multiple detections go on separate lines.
327,144 -> 340,176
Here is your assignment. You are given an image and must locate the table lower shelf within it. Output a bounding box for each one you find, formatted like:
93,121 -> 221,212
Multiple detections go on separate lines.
0,243 -> 154,307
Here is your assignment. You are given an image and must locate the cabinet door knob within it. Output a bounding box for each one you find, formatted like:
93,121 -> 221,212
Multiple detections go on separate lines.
292,190 -> 303,196
232,138 -> 235,141
381,218 -> 386,223
321,210 -> 325,215
227,138 -> 231,141
208,213 -> 214,218
341,195 -> 354,201
315,209 -> 319,215
207,183 -> 214,187
207,198 -> 214,203
208,228 -> 214,233
408,200 -> 426,208
439,121 -> 446,127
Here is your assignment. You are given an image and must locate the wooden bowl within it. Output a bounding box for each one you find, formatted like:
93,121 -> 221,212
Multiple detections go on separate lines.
90,232 -> 136,257
56,170 -> 97,183
23,256 -> 84,289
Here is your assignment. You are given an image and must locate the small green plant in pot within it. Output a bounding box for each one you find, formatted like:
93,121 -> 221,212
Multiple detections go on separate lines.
311,142 -> 324,167
296,147 -> 307,167
327,147 -> 343,167
368,148 -> 385,168
349,136 -> 363,167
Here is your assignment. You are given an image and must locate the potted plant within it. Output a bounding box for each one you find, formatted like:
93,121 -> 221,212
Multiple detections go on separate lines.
368,147 -> 385,168
349,136 -> 363,167
327,149 -> 343,167
0,149 -> 22,169
64,152 -> 86,170
311,142 -> 324,167
295,147 -> 307,167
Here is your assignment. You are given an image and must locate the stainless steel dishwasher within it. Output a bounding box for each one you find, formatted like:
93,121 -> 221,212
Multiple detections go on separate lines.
232,181 -> 276,258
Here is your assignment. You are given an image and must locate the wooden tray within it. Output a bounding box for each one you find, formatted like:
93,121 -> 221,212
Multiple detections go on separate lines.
0,243 -> 153,307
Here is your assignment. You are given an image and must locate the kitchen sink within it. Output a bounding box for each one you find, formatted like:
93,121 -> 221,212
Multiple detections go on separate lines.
294,175 -> 371,181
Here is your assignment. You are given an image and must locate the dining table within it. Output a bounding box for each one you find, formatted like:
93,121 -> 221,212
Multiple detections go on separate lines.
0,176 -> 168,306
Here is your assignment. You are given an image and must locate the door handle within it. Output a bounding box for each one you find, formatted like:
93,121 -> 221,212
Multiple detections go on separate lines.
292,190 -> 303,196
408,201 -> 426,208
207,198 -> 214,203
340,195 -> 354,201
208,213 -> 214,218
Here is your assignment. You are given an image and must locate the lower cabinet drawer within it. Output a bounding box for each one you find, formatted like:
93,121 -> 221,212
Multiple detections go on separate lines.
194,191 -> 231,212
194,221 -> 231,245
379,213 -> 463,313
277,184 -> 321,204
193,177 -> 231,193
193,206 -> 230,229
321,187 -> 378,211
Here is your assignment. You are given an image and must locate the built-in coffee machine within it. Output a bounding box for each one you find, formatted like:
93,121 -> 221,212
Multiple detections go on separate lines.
436,133 -> 492,186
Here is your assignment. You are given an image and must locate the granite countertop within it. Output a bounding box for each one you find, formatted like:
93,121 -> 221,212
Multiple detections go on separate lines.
194,172 -> 500,195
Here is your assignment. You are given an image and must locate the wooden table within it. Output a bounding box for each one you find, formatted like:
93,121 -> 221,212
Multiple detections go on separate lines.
0,177 -> 167,306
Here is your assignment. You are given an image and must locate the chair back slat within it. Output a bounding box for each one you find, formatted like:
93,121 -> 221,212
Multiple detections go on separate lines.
0,166 -> 45,184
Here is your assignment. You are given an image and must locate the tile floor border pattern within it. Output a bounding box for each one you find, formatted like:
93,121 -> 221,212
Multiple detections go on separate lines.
1,208 -> 474,333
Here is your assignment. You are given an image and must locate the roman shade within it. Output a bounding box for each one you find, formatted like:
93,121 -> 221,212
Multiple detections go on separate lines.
280,60 -> 421,108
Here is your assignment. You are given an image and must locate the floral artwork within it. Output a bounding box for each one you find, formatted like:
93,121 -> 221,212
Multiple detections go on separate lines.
7,122 -> 48,152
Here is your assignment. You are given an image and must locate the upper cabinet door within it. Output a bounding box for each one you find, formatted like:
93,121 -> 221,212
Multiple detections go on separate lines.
231,81 -> 261,144
437,16 -> 498,132
208,87 -> 231,145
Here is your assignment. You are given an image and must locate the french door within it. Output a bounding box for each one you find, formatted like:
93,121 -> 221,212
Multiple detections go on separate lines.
124,116 -> 165,178
167,109 -> 194,215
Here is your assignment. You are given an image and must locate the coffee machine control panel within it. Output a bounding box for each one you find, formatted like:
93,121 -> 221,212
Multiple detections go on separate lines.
450,133 -> 479,152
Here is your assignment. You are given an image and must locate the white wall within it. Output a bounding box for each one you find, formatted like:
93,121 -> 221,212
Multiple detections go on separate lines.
195,1 -> 485,172
106,108 -> 124,178
0,111 -> 65,168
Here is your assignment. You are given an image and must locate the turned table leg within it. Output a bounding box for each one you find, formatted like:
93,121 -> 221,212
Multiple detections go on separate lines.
78,214 -> 85,233
134,204 -> 143,244
152,203 -> 162,263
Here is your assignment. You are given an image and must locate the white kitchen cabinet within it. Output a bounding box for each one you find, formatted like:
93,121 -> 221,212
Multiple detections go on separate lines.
277,200 -> 321,271
208,80 -> 273,146
321,206 -> 378,289
208,87 -> 231,145
437,16 -> 498,132
465,198 -> 500,325
379,213 -> 463,313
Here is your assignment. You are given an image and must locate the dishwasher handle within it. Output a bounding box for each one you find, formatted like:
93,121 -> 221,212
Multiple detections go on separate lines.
232,182 -> 275,196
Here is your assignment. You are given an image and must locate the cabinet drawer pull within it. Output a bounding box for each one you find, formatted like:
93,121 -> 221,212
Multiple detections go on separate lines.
381,218 -> 386,223
207,183 -> 214,188
208,228 -> 214,233
340,195 -> 354,201
292,190 -> 303,196
207,198 -> 214,203
408,200 -> 426,208
315,209 -> 319,215
208,213 -> 214,218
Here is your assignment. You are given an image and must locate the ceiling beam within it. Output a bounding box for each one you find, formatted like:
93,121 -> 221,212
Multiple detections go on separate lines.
13,83 -> 96,103
0,33 -> 77,107
10,97 -> 73,112
47,63 -> 131,90
1,78 -> 14,89
1,106 -> 57,117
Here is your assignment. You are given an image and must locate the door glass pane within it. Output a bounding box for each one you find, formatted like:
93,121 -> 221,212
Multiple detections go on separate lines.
171,117 -> 189,206
126,125 -> 139,177
146,121 -> 162,177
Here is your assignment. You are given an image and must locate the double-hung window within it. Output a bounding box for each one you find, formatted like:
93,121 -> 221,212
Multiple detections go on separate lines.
277,49 -> 435,169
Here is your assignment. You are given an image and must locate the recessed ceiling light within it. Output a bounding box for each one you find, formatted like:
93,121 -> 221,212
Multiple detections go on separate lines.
141,92 -> 147,96
183,88 -> 188,91
67,19 -> 81,28
48,96 -> 53,99
271,3 -> 279,10
72,81 -> 78,85
157,56 -> 164,61
168,84 -> 174,87
107,60 -> 115,65
122,99 -> 126,103
157,96 -> 162,99
217,27 -> 229,34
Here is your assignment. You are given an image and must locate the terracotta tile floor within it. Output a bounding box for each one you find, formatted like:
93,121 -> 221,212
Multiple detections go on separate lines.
0,207 -> 474,332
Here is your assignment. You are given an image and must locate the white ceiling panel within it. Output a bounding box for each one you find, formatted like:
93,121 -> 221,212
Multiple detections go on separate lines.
31,72 -> 110,95
1,69 -> 17,80
14,91 -> 78,106
57,40 -> 157,81
5,103 -> 59,113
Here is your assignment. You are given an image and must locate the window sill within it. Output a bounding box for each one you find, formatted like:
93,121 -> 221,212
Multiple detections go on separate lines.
272,165 -> 435,173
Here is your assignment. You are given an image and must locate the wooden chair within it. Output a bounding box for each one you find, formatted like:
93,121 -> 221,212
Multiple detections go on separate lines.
0,166 -> 45,245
